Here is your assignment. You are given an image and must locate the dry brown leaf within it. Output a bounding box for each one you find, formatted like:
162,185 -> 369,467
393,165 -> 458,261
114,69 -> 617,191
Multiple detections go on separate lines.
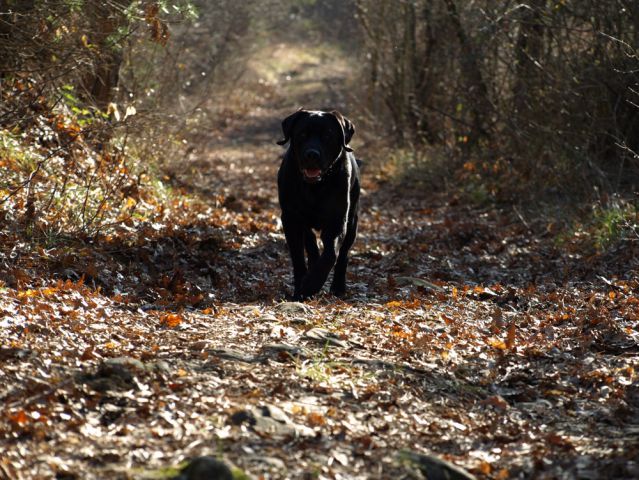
307,411 -> 326,426
505,322 -> 516,349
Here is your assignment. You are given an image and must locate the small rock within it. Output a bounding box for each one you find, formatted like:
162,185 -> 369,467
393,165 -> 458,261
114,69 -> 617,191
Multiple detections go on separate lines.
174,456 -> 233,480
289,317 -> 310,326
229,404 -> 314,438
190,340 -> 210,351
399,450 -> 476,480
261,343 -> 311,361
104,356 -> 146,371
275,302 -> 311,315
208,348 -> 256,363
229,409 -> 256,426
78,359 -> 140,392
303,328 -> 348,348
151,360 -> 171,374
259,404 -> 290,423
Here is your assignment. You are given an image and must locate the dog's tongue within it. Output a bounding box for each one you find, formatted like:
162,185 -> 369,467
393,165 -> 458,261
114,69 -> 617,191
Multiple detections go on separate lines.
304,168 -> 322,179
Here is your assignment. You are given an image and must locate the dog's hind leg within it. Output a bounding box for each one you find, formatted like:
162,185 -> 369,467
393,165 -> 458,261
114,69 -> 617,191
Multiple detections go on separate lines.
304,229 -> 320,269
330,215 -> 358,297
298,227 -> 341,298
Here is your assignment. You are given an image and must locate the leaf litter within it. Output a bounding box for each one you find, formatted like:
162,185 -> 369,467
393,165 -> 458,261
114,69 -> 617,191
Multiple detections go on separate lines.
1,47 -> 639,480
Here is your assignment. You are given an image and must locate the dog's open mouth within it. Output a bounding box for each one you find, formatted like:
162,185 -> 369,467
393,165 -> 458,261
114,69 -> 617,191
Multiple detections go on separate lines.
303,168 -> 322,181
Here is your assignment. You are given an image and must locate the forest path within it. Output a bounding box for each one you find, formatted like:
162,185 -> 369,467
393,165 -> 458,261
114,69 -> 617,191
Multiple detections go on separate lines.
2,42 -> 637,480
154,41 -> 638,479
183,41 -> 352,207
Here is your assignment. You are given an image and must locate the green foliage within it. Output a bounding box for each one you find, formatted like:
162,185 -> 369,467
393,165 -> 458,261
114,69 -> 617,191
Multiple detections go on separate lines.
160,0 -> 199,19
60,85 -> 101,125
296,345 -> 334,383
230,466 -> 252,480
592,201 -> 638,250
64,0 -> 84,13
129,462 -> 187,479
555,198 -> 638,253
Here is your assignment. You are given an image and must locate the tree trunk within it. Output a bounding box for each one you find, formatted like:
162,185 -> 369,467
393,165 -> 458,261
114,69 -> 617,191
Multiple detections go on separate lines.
444,0 -> 492,143
403,1 -> 418,143
513,1 -> 545,117
81,2 -> 130,110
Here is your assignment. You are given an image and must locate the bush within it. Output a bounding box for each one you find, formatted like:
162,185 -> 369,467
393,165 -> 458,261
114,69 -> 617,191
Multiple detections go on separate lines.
0,0 -> 261,237
355,0 -> 639,195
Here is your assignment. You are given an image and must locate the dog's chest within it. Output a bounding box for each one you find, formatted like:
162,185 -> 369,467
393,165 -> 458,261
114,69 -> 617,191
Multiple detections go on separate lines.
297,184 -> 342,229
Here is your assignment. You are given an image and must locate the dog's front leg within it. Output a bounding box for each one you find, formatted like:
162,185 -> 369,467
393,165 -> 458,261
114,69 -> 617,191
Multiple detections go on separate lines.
298,228 -> 341,298
331,214 -> 358,297
282,213 -> 307,298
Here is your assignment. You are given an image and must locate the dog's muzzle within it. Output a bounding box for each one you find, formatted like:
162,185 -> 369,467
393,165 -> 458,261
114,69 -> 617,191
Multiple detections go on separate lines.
302,149 -> 322,182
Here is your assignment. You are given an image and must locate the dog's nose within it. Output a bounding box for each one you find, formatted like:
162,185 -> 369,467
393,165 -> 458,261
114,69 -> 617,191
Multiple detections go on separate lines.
304,149 -> 320,162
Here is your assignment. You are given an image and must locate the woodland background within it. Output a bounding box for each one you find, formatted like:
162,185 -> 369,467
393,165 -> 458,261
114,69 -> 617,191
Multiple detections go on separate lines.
0,1 -> 638,479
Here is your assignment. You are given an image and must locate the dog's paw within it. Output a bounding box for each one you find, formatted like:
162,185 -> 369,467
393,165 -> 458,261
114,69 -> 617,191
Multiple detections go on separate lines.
330,287 -> 346,298
330,280 -> 346,298
291,290 -> 308,302
282,290 -> 297,302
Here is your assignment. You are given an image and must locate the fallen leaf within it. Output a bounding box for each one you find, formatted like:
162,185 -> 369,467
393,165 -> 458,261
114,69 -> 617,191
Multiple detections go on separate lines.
160,313 -> 183,328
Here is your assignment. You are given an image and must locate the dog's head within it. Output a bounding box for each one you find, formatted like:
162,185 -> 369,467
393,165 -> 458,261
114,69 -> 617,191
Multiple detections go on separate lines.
277,109 -> 354,183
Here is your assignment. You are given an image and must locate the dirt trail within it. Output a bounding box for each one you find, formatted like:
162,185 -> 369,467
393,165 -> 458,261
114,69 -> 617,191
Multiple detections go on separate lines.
189,42 -> 352,209
2,42 -> 637,480
156,42 -> 639,479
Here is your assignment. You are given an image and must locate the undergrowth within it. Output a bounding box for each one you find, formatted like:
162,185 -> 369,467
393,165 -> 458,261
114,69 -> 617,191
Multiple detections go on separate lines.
0,81 -> 183,243
590,199 -> 638,250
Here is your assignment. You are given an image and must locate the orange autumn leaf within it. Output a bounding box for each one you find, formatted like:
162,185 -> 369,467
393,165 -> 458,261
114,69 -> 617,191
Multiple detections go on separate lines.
482,395 -> 509,410
486,337 -> 507,350
547,432 -> 574,449
441,314 -> 454,325
18,289 -> 39,299
496,469 -> 510,480
160,313 -> 183,328
307,411 -> 326,426
385,299 -> 421,309
8,410 -> 29,425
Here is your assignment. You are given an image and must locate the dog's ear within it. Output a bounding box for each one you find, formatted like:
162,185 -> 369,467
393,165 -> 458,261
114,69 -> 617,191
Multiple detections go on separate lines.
277,109 -> 306,146
330,110 -> 355,152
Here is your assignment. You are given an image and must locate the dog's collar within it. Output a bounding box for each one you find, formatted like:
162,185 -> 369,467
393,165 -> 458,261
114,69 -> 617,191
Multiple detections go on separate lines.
322,149 -> 347,178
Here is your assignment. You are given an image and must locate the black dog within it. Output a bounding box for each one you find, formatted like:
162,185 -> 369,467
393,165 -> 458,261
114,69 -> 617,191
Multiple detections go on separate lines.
277,109 -> 360,300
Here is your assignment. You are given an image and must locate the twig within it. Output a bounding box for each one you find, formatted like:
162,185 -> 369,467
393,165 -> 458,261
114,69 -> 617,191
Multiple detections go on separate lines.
513,205 -> 531,230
